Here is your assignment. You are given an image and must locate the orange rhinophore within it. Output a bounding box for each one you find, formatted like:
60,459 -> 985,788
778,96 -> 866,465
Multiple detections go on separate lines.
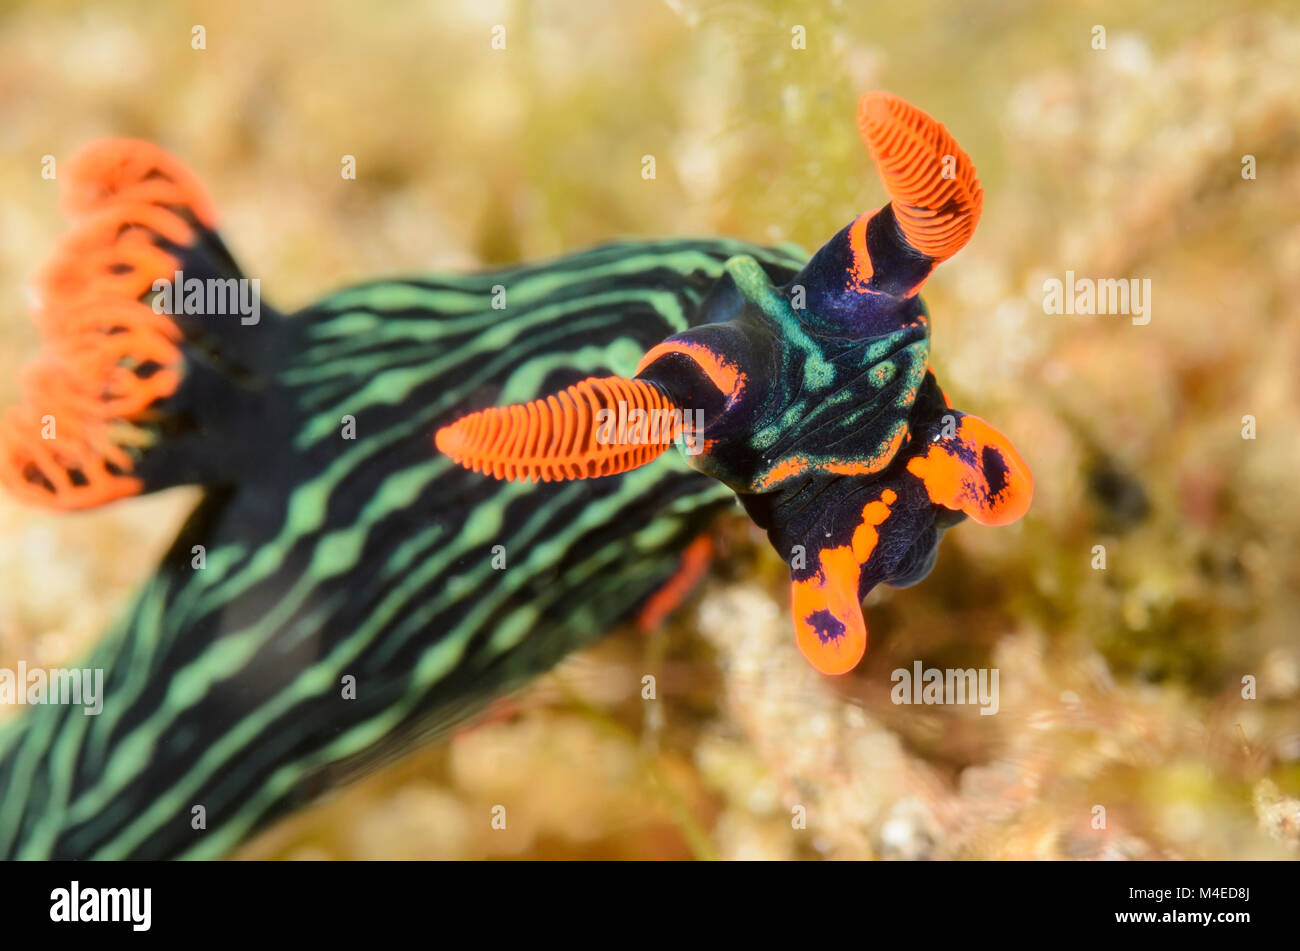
435,376 -> 684,482
857,91 -> 983,264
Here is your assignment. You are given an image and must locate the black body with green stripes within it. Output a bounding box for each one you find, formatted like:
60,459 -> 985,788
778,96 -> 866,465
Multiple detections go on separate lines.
0,239 -> 805,859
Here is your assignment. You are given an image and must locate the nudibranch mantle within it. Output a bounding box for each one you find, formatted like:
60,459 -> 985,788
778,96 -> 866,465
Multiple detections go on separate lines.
438,91 -> 1035,676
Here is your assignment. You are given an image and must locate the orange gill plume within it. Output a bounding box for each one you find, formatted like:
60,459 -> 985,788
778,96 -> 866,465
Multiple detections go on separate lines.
0,140 -> 216,509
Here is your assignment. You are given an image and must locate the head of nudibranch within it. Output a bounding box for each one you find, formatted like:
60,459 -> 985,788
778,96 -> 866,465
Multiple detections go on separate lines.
435,92 -> 1032,676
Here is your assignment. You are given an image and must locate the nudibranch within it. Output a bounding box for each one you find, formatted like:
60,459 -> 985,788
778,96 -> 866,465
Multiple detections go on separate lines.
438,92 -> 1033,675
0,92 -> 1027,859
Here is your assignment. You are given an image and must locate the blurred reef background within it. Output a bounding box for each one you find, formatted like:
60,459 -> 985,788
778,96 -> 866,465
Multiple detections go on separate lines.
1,0 -> 1298,859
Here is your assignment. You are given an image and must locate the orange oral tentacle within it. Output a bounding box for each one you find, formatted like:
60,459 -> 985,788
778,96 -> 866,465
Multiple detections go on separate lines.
906,415 -> 1033,526
791,489 -> 896,675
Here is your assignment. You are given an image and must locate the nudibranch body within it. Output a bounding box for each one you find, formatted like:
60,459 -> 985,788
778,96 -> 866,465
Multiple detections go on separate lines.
0,139 -> 799,856
0,92 -> 1027,859
439,92 -> 1033,674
